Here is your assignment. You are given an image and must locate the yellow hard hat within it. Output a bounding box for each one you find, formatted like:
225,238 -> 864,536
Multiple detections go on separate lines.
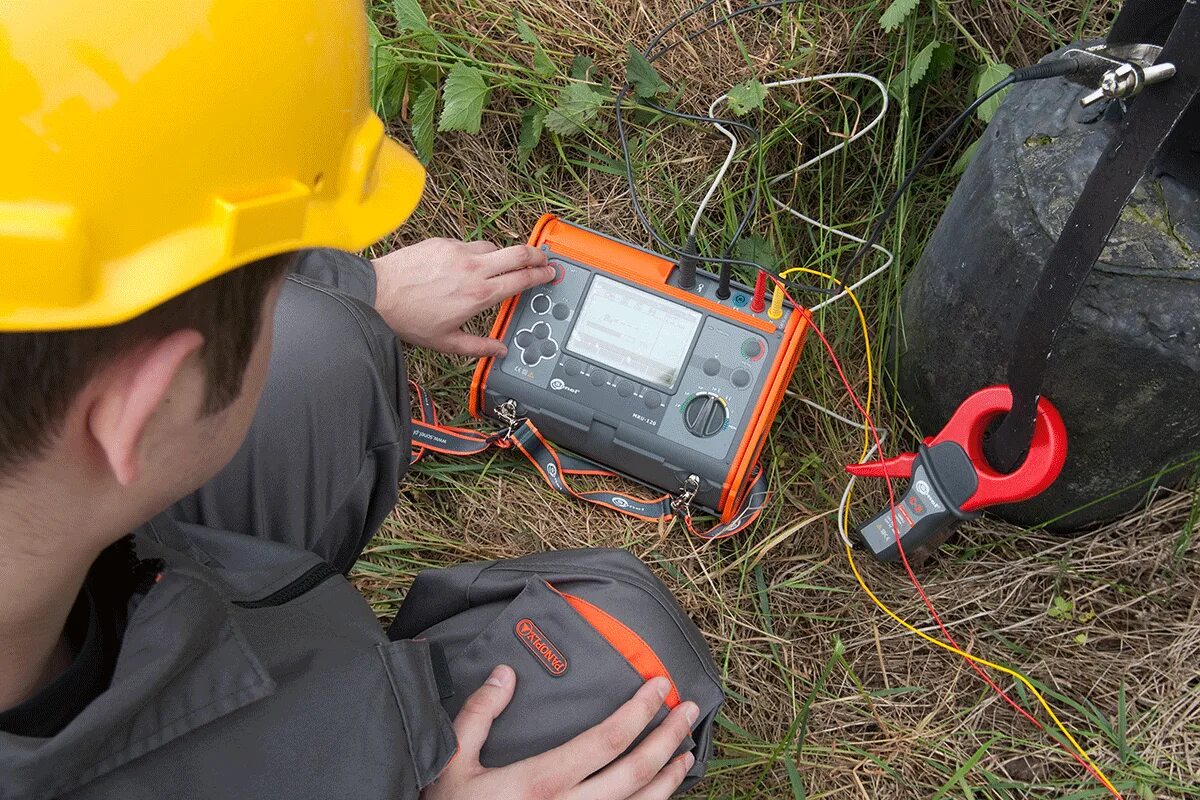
0,0 -> 425,331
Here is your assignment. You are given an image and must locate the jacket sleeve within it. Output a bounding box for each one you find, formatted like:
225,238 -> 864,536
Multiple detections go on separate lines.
294,248 -> 378,306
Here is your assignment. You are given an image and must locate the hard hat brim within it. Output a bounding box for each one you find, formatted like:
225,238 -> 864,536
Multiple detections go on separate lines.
0,134 -> 425,332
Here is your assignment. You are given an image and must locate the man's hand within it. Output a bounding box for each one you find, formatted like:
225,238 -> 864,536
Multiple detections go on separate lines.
422,665 -> 700,800
372,238 -> 553,358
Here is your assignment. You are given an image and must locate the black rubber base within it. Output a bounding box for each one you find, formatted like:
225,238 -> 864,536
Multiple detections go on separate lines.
897,52 -> 1200,531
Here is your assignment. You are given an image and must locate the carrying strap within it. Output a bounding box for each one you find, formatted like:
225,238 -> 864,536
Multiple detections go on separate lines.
408,382 -> 768,540
988,6 -> 1200,471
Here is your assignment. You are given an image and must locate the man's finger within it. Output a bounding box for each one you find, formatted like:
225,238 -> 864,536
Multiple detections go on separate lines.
448,665 -> 517,768
624,753 -> 695,800
440,330 -> 507,359
476,244 -> 548,277
565,701 -> 699,800
464,240 -> 500,255
482,265 -> 556,308
522,677 -> 673,790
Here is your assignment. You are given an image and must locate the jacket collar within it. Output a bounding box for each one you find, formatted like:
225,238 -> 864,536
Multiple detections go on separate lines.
0,533 -> 275,800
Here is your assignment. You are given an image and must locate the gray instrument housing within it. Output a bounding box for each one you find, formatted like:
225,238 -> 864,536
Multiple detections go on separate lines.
479,237 -> 795,513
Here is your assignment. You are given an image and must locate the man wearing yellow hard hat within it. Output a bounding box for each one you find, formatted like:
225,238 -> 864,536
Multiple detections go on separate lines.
0,2 -> 695,798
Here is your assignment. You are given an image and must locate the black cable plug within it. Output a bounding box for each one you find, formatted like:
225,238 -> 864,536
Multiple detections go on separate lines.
716,260 -> 732,299
1010,57 -> 1079,83
678,234 -> 699,289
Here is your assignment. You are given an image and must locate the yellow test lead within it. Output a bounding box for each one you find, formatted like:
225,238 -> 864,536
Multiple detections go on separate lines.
767,286 -> 785,320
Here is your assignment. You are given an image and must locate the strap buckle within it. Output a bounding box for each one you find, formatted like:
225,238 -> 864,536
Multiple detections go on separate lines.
671,474 -> 701,517
491,399 -> 526,444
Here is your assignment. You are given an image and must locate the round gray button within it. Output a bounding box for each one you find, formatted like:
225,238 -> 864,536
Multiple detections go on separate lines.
514,330 -> 533,349
532,321 -> 551,340
731,369 -> 752,388
530,293 -> 551,315
590,369 -> 609,387
643,390 -> 662,409
563,357 -> 583,376
702,357 -> 721,377
540,339 -> 558,357
616,379 -> 635,398
521,349 -> 540,367
552,303 -> 570,321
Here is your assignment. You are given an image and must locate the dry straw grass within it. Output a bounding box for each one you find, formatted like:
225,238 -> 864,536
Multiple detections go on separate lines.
355,1 -> 1200,796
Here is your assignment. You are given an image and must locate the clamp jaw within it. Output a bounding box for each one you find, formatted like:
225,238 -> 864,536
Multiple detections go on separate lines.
1060,44 -> 1176,107
845,386 -> 1068,563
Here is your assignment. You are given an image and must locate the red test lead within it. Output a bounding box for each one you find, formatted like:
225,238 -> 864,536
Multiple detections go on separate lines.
750,269 -> 767,313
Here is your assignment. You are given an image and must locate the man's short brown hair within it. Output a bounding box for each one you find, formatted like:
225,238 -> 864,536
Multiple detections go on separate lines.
0,253 -> 294,475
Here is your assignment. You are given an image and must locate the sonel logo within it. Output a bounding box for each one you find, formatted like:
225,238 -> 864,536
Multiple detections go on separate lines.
514,618 -> 568,676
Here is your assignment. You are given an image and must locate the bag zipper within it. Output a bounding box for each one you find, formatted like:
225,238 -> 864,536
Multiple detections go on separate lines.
233,562 -> 339,609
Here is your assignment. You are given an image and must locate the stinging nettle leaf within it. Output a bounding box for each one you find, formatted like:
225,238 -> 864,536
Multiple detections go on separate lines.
732,234 -> 779,271
727,79 -> 768,115
569,54 -> 595,82
975,62 -> 1014,123
905,41 -> 937,88
625,43 -> 670,99
514,12 -> 555,77
518,105 -> 547,163
392,0 -> 432,35
950,136 -> 980,176
879,0 -> 919,33
410,82 -> 438,164
545,80 -> 607,136
926,41 -> 956,84
438,63 -> 490,134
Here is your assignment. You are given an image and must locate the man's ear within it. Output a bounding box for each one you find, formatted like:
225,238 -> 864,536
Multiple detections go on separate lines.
87,329 -> 206,486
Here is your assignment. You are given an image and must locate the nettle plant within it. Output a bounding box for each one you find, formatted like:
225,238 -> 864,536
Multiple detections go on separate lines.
370,0 -> 1013,168
368,0 -> 724,168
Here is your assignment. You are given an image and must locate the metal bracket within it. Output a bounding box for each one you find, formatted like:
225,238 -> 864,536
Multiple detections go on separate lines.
1060,44 -> 1175,107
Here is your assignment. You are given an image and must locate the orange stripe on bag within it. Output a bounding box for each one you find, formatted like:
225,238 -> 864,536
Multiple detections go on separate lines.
550,584 -> 681,708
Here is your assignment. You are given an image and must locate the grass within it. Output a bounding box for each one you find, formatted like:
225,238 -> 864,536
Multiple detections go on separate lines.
352,1 -> 1200,797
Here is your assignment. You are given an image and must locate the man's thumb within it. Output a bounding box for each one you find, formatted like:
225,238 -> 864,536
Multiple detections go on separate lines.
449,665 -> 517,764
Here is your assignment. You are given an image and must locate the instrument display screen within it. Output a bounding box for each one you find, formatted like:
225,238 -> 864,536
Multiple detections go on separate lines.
566,275 -> 702,389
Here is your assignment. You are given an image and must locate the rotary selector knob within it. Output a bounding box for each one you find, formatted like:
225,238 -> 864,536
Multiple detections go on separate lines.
682,393 -> 728,438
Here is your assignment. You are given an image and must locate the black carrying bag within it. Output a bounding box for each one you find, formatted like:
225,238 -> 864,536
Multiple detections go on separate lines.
388,548 -> 723,793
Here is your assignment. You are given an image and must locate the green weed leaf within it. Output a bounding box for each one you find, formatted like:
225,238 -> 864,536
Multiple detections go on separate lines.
545,81 -> 607,136
1047,595 -> 1074,621
569,54 -> 595,82
625,43 -> 669,98
732,234 -> 779,271
518,105 -> 547,163
905,40 -> 935,87
975,62 -> 1014,123
926,41 -> 956,83
439,64 -> 490,134
410,82 -> 438,163
880,0 -> 919,33
950,137 -> 979,175
514,12 -> 555,77
392,0 -> 433,35
370,25 -> 409,121
727,79 -> 767,115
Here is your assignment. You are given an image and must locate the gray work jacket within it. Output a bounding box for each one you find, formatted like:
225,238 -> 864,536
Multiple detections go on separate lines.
0,515 -> 457,799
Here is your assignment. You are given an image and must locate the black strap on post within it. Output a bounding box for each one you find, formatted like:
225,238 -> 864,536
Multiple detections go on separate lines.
987,3 -> 1200,472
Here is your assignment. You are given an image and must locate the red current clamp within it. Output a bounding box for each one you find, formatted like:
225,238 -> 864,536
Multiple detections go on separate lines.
845,385 -> 1068,561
